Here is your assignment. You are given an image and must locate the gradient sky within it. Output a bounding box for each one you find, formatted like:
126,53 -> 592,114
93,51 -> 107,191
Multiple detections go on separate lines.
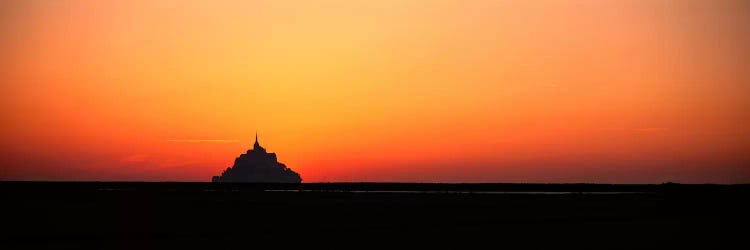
1,0 -> 749,183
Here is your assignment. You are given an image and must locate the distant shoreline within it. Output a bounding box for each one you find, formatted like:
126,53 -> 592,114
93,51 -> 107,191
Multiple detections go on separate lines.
2,181 -> 748,193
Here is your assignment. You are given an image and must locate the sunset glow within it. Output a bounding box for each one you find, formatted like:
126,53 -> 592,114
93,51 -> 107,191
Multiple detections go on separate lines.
2,0 -> 749,183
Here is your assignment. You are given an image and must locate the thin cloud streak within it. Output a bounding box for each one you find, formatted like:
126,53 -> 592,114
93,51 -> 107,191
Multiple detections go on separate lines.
595,127 -> 670,133
167,139 -> 239,143
635,127 -> 669,133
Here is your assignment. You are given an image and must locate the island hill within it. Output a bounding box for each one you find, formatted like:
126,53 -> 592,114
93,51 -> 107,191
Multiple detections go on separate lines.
212,134 -> 302,183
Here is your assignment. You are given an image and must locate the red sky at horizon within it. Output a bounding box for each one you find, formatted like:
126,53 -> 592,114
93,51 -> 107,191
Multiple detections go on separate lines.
1,0 -> 749,183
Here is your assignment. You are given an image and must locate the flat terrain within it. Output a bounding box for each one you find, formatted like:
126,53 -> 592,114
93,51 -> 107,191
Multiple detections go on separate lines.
3,182 -> 747,249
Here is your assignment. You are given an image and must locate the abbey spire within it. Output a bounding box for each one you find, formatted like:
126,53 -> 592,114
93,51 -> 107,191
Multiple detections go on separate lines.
253,132 -> 265,152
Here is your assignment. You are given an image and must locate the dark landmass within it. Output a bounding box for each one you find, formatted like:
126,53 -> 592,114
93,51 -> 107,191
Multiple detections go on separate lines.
3,181 -> 748,249
212,134 -> 301,183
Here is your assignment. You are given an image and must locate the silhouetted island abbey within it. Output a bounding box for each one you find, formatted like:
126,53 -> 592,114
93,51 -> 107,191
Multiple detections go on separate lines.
212,133 -> 301,183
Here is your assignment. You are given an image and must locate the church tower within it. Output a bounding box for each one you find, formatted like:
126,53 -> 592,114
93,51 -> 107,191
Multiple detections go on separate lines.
253,132 -> 266,153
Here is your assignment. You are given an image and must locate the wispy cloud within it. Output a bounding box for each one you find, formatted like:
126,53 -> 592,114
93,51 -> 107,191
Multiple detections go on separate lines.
596,127 -> 669,133
635,127 -> 669,133
120,154 -> 149,163
167,139 -> 239,143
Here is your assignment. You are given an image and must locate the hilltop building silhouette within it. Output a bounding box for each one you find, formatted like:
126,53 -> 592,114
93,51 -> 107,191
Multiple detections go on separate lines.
212,133 -> 302,183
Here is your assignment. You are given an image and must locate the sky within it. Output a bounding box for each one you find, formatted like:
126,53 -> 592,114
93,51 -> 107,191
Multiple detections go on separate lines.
1,0 -> 749,183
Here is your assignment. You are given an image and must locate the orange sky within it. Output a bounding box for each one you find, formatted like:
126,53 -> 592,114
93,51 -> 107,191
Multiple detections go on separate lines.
1,0 -> 749,183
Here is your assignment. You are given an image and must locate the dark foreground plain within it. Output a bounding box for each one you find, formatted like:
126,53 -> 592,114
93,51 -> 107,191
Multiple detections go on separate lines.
3,182 -> 748,249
